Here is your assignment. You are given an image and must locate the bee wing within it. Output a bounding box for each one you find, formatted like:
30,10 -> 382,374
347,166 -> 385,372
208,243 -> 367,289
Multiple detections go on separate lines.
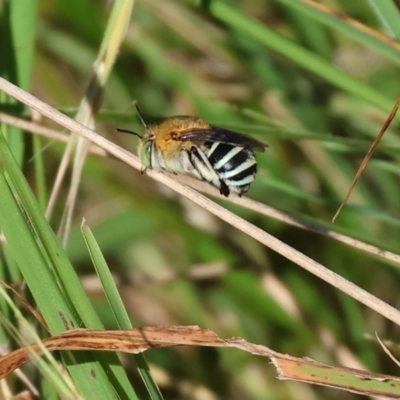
176,127 -> 267,152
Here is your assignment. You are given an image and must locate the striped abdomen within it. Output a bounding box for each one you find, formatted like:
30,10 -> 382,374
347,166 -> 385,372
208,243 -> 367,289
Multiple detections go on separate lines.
206,142 -> 257,196
183,142 -> 258,197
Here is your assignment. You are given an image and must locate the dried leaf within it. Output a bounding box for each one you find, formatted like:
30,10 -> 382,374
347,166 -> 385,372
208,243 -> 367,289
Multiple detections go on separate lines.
274,356 -> 400,398
1,326 -> 400,398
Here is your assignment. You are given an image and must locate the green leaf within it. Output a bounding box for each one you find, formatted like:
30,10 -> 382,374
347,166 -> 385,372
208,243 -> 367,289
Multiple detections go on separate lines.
81,219 -> 163,400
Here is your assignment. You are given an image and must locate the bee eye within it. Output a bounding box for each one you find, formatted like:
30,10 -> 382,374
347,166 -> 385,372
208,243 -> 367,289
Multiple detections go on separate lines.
140,141 -> 152,167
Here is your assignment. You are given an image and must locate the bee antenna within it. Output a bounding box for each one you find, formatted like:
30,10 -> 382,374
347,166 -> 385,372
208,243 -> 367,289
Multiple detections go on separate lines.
116,128 -> 142,139
134,102 -> 147,128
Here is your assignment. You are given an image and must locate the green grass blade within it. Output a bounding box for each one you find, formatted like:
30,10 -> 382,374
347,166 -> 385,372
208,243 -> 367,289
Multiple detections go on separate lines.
0,132 -> 100,327
81,219 -> 132,327
368,0 -> 400,39
0,161 -> 120,400
0,132 -> 135,400
6,0 -> 37,90
0,168 -> 75,332
0,0 -> 38,162
81,219 -> 164,400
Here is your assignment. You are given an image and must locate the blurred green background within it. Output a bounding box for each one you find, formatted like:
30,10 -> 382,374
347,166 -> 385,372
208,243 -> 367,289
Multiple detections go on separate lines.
2,0 -> 400,399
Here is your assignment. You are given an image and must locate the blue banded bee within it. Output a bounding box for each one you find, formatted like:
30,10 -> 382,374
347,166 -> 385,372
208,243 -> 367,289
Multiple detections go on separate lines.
118,106 -> 267,197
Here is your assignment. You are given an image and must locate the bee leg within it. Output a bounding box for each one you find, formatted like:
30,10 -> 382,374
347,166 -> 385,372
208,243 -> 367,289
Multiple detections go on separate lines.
219,180 -> 230,197
140,167 -> 147,175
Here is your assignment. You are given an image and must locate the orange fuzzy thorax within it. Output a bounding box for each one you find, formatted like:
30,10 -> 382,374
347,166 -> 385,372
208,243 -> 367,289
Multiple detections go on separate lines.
148,116 -> 210,154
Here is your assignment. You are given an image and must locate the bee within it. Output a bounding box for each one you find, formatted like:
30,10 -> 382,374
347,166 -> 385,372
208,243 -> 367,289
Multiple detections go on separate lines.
117,105 -> 267,197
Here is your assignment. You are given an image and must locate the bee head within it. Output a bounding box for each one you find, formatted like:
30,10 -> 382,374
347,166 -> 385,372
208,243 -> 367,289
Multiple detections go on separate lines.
136,104 -> 156,167
116,103 -> 154,168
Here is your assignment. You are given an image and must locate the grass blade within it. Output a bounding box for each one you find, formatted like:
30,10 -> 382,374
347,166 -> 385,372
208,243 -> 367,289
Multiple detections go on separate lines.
81,219 -> 163,400
368,0 -> 400,39
0,131 -> 135,400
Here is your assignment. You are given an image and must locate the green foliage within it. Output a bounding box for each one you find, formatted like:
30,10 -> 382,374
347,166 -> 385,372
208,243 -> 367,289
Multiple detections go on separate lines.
2,0 -> 400,399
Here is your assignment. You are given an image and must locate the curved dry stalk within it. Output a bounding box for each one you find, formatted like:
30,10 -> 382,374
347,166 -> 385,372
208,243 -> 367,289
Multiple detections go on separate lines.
55,77 -> 104,246
332,96 -> 400,222
0,113 -> 105,156
0,113 -> 67,143
240,196 -> 400,264
175,176 -> 400,265
0,113 -> 113,157
1,77 -> 400,328
375,332 -> 400,369
46,136 -> 77,221
49,0 -> 135,246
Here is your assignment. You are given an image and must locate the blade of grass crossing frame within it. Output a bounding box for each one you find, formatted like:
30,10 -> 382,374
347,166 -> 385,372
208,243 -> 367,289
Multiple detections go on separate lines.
96,0 -> 135,83
0,0 -> 37,163
81,219 -> 131,327
0,132 -> 138,400
368,0 -> 400,39
81,219 -> 164,400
